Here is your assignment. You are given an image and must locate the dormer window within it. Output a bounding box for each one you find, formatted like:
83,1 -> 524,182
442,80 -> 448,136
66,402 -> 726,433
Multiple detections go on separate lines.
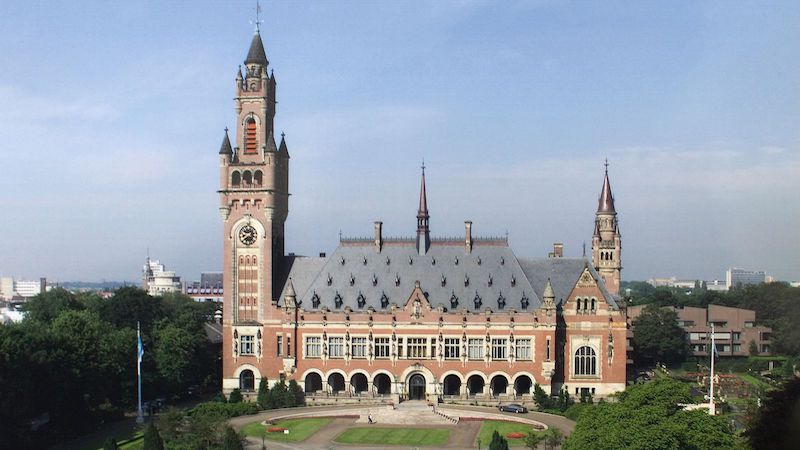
500,257 -> 505,265
244,118 -> 257,154
372,274 -> 378,286
520,293 -> 529,310
477,257 -> 482,265
454,257 -> 459,265
311,291 -> 320,308
464,275 -> 469,287
431,257 -> 436,266
357,292 -> 366,309
497,292 -> 506,310
327,273 -> 332,286
395,274 -> 400,286
362,256 -> 368,265
380,291 -> 389,309
386,256 -> 391,265
340,256 -> 346,265
511,274 -> 516,287
408,256 -> 413,265
349,273 -> 355,286
474,291 -> 482,309
450,291 -> 458,309
488,274 -> 493,287
334,291 -> 343,309
441,274 -> 446,287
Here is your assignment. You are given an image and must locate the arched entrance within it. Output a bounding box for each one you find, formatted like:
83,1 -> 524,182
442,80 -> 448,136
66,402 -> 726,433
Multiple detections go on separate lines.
351,373 -> 368,394
304,372 -> 323,393
514,375 -> 532,397
408,373 -> 426,400
490,375 -> 509,397
328,373 -> 345,394
239,370 -> 255,391
443,374 -> 462,396
374,373 -> 392,395
467,375 -> 485,396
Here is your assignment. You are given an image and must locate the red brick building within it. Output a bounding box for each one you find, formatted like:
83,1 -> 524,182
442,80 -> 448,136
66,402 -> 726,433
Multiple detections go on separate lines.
218,29 -> 627,403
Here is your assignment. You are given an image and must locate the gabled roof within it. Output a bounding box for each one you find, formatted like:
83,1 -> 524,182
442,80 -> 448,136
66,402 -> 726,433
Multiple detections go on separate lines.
517,257 -> 619,310
245,31 -> 268,66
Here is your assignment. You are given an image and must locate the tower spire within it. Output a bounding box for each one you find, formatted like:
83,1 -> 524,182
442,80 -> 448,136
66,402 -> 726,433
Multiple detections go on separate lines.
416,162 -> 430,255
598,159 -> 615,213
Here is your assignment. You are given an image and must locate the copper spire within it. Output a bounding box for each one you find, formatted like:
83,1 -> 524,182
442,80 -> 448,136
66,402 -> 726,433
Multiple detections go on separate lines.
416,162 -> 430,255
597,159 -> 616,213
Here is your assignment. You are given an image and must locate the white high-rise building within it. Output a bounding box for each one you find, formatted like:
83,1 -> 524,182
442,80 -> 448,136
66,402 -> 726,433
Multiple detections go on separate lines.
142,259 -> 182,296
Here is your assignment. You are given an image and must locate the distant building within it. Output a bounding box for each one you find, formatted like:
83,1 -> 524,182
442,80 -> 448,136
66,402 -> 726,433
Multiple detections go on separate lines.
726,268 -> 766,289
705,280 -> 728,292
0,277 -> 14,300
184,272 -> 224,302
628,304 -> 772,357
142,258 -> 182,296
14,278 -> 48,298
0,301 -> 25,323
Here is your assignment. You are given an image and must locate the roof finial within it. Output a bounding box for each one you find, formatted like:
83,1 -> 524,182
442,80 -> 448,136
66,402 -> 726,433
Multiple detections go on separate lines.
251,0 -> 264,33
582,241 -> 586,257
604,158 -> 609,173
421,158 -> 426,175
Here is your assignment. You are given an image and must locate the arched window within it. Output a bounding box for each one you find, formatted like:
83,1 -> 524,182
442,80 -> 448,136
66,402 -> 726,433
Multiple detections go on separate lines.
231,171 -> 241,186
254,170 -> 263,186
243,171 -> 252,186
239,370 -> 255,391
574,346 -> 597,376
244,118 -> 258,154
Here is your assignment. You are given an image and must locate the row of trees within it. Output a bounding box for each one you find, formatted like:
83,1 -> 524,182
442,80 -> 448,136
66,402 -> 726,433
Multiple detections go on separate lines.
0,288 -> 220,449
623,281 -> 800,356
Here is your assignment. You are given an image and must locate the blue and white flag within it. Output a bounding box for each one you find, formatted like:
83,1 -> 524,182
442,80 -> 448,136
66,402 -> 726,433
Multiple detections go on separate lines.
137,328 -> 144,364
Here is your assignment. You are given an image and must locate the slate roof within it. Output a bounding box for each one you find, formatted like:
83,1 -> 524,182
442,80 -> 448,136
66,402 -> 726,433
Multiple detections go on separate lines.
598,169 -> 616,213
245,31 -> 268,66
279,245 -> 618,313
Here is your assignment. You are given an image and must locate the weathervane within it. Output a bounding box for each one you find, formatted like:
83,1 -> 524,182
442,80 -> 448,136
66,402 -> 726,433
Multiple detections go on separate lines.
604,158 -> 609,173
250,0 -> 264,32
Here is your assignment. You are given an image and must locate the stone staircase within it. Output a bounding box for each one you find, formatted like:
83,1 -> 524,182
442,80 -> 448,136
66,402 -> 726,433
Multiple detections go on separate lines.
357,400 -> 459,425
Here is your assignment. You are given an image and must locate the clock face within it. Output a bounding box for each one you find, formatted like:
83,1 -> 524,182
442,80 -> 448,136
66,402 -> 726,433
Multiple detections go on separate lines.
239,225 -> 257,245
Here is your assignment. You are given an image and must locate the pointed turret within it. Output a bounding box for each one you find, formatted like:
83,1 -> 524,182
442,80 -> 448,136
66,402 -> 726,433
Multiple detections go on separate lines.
416,164 -> 430,255
597,162 -> 616,213
265,130 -> 278,153
219,128 -> 233,155
245,31 -> 269,67
278,132 -> 289,157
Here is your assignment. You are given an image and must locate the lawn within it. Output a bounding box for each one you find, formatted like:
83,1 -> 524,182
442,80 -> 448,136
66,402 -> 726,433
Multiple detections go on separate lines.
335,427 -> 451,446
241,417 -> 332,442
739,374 -> 770,389
476,420 -> 545,447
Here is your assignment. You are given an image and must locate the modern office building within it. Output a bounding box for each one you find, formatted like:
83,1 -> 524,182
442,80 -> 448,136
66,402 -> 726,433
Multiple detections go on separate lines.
726,268 -> 766,289
142,258 -> 182,296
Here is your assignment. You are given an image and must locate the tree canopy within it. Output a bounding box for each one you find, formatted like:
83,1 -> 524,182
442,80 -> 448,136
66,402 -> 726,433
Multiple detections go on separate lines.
563,379 -> 739,450
631,305 -> 690,365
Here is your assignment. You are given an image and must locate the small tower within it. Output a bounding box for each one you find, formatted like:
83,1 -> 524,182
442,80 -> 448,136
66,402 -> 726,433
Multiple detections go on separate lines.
592,160 -> 622,295
416,164 -> 430,255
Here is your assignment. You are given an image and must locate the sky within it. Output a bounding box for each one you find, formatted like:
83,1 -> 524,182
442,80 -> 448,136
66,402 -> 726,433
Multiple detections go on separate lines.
0,0 -> 798,283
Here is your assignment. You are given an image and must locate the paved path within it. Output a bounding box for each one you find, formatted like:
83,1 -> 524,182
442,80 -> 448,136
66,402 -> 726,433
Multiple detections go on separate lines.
231,403 -> 575,450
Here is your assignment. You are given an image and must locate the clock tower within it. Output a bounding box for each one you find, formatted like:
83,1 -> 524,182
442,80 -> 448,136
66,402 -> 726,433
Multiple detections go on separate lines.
219,26 -> 290,393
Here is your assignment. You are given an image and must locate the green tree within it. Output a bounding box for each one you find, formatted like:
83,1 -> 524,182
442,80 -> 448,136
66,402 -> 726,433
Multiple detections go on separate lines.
489,429 -> 510,450
269,379 -> 291,408
153,322 -> 200,391
748,339 -> 759,356
142,422 -> 165,450
533,383 -> 551,411
257,377 -> 270,409
102,437 -> 119,450
563,379 -> 737,450
544,428 -> 564,450
525,431 -> 544,450
222,426 -> 244,450
746,377 -> 800,450
228,388 -> 243,403
22,288 -> 80,323
288,379 -> 305,406
631,304 -> 689,365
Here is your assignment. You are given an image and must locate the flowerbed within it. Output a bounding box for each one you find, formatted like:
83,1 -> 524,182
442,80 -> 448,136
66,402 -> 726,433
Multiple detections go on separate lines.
268,427 -> 287,433
506,432 -> 526,439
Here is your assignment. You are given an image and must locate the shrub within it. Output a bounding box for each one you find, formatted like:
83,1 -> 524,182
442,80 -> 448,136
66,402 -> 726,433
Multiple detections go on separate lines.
257,378 -> 270,410
189,401 -> 258,420
102,437 -> 119,450
228,388 -> 243,403
221,426 -> 243,450
142,422 -> 164,450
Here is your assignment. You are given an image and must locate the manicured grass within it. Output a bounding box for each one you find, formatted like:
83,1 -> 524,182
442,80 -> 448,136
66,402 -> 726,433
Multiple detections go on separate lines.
476,420 -> 544,447
335,427 -> 451,446
739,373 -> 770,389
242,417 -> 332,442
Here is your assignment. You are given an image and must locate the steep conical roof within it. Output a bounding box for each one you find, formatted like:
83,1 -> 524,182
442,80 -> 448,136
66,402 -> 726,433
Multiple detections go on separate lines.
219,128 -> 233,155
543,278 -> 555,300
278,132 -> 289,157
245,31 -> 268,66
265,130 -> 278,153
418,165 -> 429,217
597,164 -> 616,213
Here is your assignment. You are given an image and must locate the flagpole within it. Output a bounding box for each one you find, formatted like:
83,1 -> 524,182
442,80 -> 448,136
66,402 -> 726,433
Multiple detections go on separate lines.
137,321 -> 144,424
709,323 -> 716,416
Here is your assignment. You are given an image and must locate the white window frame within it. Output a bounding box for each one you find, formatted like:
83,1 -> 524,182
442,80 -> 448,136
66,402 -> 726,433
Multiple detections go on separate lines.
468,338 -> 484,360
329,336 -> 344,358
304,336 -> 321,358
240,334 -> 255,356
444,338 -> 460,360
351,337 -> 367,359
374,337 -> 390,359
491,338 -> 507,360
515,338 -> 532,360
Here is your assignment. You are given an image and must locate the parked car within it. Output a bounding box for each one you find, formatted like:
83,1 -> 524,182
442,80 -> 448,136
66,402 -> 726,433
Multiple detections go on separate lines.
499,404 -> 528,413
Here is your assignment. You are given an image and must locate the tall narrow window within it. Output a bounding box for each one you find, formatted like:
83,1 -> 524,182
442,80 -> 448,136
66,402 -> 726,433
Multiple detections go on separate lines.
546,337 -> 551,361
277,335 -> 283,357
244,118 -> 258,154
574,346 -> 597,376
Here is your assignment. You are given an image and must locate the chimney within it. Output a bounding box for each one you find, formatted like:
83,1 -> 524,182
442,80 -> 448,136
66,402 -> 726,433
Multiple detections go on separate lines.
548,243 -> 563,258
374,221 -> 383,253
465,221 -> 473,253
